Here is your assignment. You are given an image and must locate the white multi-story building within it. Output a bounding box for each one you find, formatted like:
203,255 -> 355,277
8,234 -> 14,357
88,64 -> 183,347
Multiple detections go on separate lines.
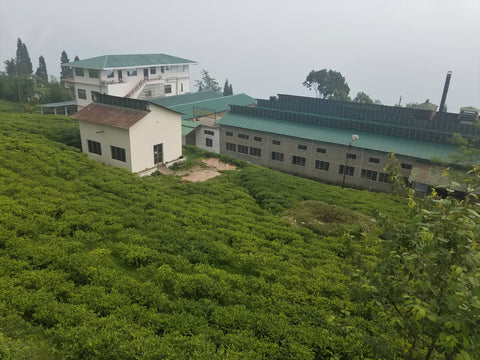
67,53 -> 197,109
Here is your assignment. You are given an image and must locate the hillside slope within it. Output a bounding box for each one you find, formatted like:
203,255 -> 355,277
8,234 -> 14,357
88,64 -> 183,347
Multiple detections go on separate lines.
0,112 -> 407,359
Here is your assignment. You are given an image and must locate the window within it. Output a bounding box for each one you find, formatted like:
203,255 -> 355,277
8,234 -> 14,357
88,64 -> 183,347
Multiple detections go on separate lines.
315,160 -> 330,171
339,165 -> 354,176
237,145 -> 248,154
165,66 -> 170,70
74,68 -> 84,77
378,172 -> 390,183
160,66 -> 165,73
178,65 -> 185,72
272,140 -> 281,145
91,91 -> 97,100
226,143 -> 236,152
204,130 -> 214,135
181,83 -> 183,92
77,89 -> 87,100
298,144 -> 307,150
205,138 -> 213,147
150,67 -> 156,75
369,157 -> 380,164
316,147 -> 326,153
165,85 -> 172,94
127,68 -> 137,76
254,136 -> 262,142
87,140 -> 101,155
401,163 -> 412,170
238,134 -> 249,139
106,70 -> 114,78
249,147 -> 261,157
346,153 -> 357,160
111,146 -> 126,162
88,69 -> 99,78
271,151 -> 284,161
226,131 -> 233,136
292,156 -> 306,166
361,169 -> 378,181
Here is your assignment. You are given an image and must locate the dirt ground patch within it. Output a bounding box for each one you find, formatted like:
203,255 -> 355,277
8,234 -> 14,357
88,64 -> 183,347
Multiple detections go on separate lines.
181,158 -> 236,182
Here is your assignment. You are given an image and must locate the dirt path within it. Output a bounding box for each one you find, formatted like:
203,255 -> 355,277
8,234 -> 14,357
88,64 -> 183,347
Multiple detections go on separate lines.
181,158 -> 236,182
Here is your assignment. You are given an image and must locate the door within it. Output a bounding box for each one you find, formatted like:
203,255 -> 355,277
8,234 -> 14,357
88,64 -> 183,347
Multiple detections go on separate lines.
143,68 -> 149,79
153,144 -> 163,165
118,70 -> 123,81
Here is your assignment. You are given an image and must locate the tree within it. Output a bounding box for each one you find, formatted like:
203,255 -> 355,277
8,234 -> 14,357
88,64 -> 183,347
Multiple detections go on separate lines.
353,91 -> 373,104
195,69 -> 221,92
15,38 -> 33,76
223,79 -> 233,96
74,55 -> 80,62
60,51 -> 72,80
302,69 -> 350,100
372,156 -> 480,359
4,59 -> 16,77
35,55 -> 48,84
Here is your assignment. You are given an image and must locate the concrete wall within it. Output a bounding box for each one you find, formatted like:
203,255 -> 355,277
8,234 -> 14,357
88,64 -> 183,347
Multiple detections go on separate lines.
128,105 -> 182,172
219,125 -> 415,191
195,125 -> 220,153
79,120 -> 132,171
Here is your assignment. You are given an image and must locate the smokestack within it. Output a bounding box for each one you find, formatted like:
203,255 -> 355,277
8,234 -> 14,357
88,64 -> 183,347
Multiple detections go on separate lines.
439,71 -> 452,113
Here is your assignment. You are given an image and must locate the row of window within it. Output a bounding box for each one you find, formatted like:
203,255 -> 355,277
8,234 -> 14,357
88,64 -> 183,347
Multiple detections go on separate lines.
75,65 -> 187,79
87,140 -> 126,162
225,143 -> 261,157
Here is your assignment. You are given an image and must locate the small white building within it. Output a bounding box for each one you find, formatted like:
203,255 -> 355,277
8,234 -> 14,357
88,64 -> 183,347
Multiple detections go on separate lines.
73,94 -> 182,174
66,53 -> 197,109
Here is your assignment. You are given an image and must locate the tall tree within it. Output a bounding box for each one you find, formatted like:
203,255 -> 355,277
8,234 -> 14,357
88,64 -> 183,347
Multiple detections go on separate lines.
15,38 -> 33,76
74,55 -> 80,62
353,91 -> 373,104
195,69 -> 221,92
35,55 -> 48,84
4,59 -> 16,76
223,79 -> 233,96
303,69 -> 350,100
60,51 -> 72,80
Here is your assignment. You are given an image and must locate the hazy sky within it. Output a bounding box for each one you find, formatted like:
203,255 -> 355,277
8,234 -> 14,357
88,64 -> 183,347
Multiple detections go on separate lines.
1,0 -> 479,111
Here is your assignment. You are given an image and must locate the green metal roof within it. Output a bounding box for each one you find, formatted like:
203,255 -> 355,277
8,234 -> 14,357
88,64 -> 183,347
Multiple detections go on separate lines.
40,100 -> 77,108
169,93 -> 255,120
181,120 -> 200,136
67,54 -> 197,70
149,90 -> 223,108
218,112 -> 459,161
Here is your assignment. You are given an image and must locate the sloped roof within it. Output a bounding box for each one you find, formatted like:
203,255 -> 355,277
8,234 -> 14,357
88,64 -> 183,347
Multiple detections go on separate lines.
41,100 -> 77,108
218,112 -> 459,161
67,54 -> 197,70
149,90 -> 223,108
182,120 -> 200,136
168,93 -> 255,120
73,103 -> 149,129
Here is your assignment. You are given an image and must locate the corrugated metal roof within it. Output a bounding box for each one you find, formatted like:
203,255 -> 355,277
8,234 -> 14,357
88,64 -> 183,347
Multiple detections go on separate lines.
67,54 -> 197,70
149,90 -> 223,108
182,120 -> 200,136
169,93 -> 255,120
73,103 -> 149,129
41,100 -> 77,108
218,112 -> 459,161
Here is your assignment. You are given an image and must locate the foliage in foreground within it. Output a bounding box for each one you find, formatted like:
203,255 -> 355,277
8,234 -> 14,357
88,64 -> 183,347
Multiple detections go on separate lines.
0,112 -> 412,359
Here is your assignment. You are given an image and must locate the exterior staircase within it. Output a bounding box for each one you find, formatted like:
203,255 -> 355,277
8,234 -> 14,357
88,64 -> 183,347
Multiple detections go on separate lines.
125,78 -> 147,98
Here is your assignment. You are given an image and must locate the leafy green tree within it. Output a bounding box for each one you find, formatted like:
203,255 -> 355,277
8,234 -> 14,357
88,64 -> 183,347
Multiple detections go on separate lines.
4,58 -> 16,76
60,50 -> 72,80
35,55 -> 48,84
353,91 -> 373,104
223,79 -> 233,96
15,38 -> 33,76
74,55 -> 80,62
302,69 -> 350,100
373,157 -> 480,359
196,69 -> 221,92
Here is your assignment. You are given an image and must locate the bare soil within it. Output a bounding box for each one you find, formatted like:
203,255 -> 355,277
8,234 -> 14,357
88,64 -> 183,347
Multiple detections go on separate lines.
180,158 -> 236,182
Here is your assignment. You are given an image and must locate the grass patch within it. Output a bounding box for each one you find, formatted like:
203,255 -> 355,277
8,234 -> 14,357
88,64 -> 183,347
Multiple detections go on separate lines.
283,200 -> 376,237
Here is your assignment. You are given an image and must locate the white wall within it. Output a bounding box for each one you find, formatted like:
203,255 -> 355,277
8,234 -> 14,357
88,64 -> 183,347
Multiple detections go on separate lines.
128,105 -> 182,172
78,120 -> 132,171
195,125 -> 220,153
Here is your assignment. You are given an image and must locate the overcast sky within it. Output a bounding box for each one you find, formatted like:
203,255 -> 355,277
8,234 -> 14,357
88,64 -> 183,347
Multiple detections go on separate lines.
1,0 -> 479,111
